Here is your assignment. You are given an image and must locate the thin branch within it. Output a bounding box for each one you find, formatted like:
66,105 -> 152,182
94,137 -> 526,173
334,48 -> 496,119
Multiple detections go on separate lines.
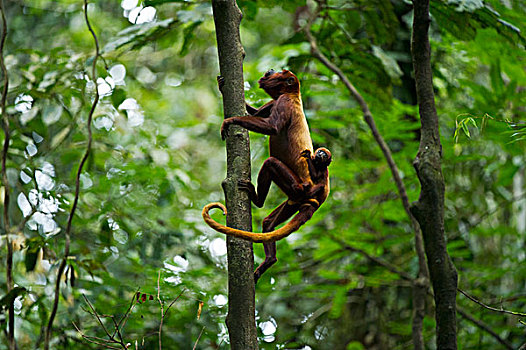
327,232 -> 414,282
115,288 -> 140,333
0,1 -> 14,348
110,316 -> 123,341
157,270 -> 163,350
74,292 -> 142,349
44,0 -> 100,348
157,278 -> 187,350
456,306 -> 513,349
77,295 -> 128,349
488,293 -> 526,304
458,288 -> 526,318
82,294 -> 113,338
324,12 -> 357,46
163,288 -> 186,318
192,326 -> 205,350
72,322 -> 123,350
460,191 -> 526,234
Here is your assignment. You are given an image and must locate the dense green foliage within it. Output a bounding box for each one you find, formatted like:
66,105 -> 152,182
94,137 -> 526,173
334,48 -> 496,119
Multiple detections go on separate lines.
0,0 -> 524,349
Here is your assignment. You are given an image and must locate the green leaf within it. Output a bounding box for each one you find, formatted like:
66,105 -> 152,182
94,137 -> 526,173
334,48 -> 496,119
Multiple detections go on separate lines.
347,341 -> 365,350
180,21 -> 203,56
24,238 -> 44,272
238,0 -> 258,20
329,286 -> 350,319
0,287 -> 27,309
430,0 -> 526,45
111,88 -> 126,109
25,250 -> 39,272
461,120 -> 471,138
489,59 -> 503,95
372,45 -> 402,80
103,19 -> 179,53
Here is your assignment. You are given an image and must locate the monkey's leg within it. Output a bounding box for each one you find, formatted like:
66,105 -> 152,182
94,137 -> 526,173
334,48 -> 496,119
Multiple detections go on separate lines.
239,157 -> 305,208
260,157 -> 306,198
254,201 -> 299,283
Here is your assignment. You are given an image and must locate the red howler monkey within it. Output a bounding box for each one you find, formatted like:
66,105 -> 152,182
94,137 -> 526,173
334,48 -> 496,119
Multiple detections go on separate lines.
204,69 -> 330,282
219,69 -> 314,183
203,147 -> 331,282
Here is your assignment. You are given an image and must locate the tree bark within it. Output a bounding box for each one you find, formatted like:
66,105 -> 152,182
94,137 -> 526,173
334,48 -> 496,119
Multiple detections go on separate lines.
211,1 -> 258,349
410,0 -> 458,349
0,1 -> 14,349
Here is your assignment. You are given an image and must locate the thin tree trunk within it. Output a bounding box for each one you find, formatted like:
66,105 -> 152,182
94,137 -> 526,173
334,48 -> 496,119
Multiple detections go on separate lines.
0,1 -> 14,349
410,0 -> 458,349
211,1 -> 258,349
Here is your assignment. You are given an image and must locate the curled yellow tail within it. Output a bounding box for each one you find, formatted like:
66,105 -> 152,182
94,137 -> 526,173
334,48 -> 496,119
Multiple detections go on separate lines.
202,202 -> 303,243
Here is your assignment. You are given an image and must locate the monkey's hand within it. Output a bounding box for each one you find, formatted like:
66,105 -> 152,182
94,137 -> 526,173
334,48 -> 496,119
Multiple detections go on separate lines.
217,75 -> 225,94
238,179 -> 255,193
220,119 -> 232,140
299,182 -> 312,192
300,149 -> 311,159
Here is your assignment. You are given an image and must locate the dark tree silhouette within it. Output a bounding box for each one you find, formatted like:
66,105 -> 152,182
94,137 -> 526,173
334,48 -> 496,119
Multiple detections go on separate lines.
410,0 -> 458,348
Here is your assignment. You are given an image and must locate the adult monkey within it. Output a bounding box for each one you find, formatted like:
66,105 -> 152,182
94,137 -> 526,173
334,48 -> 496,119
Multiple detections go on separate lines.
204,69 -> 330,282
221,69 -> 314,189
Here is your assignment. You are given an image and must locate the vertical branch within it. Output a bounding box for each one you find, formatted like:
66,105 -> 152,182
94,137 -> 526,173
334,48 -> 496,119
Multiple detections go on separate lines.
211,0 -> 258,349
43,0 -> 99,348
410,0 -> 458,349
0,1 -> 14,349
157,270 -> 163,350
302,8 -> 429,349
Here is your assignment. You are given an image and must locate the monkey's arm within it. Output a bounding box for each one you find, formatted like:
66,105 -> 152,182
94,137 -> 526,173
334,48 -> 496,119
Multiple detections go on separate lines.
239,157 -> 306,208
247,100 -> 274,117
301,149 -> 321,181
221,102 -> 288,139
245,103 -> 258,115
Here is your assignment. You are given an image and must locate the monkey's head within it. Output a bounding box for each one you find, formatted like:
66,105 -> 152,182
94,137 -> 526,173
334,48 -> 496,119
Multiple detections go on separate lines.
258,69 -> 300,99
313,147 -> 332,169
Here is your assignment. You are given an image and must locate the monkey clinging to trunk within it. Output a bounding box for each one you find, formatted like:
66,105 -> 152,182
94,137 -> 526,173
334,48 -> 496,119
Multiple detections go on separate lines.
203,70 -> 331,283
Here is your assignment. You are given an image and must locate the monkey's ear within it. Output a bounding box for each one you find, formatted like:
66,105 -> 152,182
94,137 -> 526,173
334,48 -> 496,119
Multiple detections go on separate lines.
286,77 -> 295,86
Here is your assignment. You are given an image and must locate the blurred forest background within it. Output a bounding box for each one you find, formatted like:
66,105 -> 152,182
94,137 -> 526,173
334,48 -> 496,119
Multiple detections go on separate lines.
0,0 -> 525,349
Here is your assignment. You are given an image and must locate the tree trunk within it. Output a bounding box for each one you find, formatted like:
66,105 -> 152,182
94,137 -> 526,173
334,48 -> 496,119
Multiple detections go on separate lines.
211,1 -> 258,349
410,1 -> 458,349
0,1 -> 14,349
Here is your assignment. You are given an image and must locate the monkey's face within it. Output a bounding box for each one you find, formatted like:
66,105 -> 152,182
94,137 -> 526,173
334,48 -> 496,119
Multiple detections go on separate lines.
314,147 -> 332,168
258,69 -> 300,99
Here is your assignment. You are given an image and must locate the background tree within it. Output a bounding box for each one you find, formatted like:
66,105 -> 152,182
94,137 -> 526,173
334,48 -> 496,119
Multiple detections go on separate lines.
410,0 -> 457,348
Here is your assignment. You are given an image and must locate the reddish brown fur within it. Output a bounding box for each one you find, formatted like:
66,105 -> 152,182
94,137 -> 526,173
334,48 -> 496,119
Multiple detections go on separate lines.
221,70 -> 314,184
202,147 -> 331,242
206,70 -> 330,282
